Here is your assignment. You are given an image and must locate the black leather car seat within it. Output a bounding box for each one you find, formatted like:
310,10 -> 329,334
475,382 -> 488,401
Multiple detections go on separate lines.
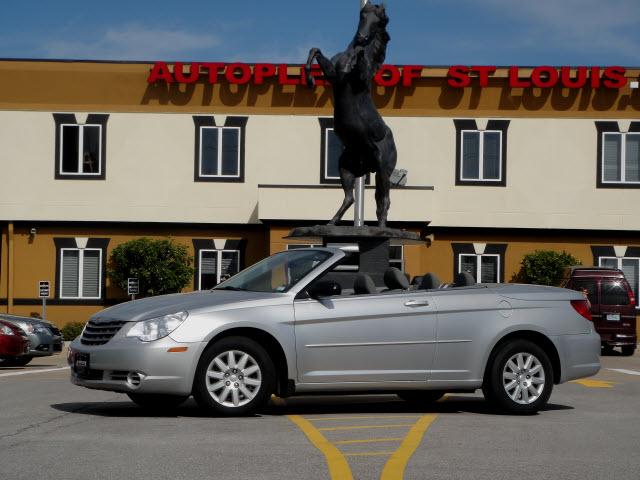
418,272 -> 442,290
454,272 -> 476,287
353,273 -> 377,295
383,267 -> 410,291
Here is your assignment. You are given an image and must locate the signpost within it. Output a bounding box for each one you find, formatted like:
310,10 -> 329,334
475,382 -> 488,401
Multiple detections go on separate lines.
38,281 -> 50,320
127,278 -> 139,300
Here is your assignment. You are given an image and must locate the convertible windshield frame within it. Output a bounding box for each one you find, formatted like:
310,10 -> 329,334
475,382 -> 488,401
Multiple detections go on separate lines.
213,248 -> 341,294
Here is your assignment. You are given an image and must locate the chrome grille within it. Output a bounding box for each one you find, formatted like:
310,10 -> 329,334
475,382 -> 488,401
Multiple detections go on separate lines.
81,320 -> 126,346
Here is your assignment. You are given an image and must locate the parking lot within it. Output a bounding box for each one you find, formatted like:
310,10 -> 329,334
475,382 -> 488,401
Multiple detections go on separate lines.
1,349 -> 639,480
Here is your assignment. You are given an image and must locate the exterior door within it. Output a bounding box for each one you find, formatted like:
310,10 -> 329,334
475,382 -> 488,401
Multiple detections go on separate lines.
293,292 -> 437,384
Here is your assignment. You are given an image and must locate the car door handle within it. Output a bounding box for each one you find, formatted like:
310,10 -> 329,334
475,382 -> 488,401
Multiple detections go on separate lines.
404,299 -> 430,307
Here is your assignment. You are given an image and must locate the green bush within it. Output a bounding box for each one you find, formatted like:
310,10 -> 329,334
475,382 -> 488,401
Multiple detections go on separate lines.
108,238 -> 194,297
518,250 -> 582,286
61,321 -> 86,341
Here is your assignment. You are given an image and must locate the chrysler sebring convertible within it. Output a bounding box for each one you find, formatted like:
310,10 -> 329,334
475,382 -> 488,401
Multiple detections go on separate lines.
69,248 -> 600,415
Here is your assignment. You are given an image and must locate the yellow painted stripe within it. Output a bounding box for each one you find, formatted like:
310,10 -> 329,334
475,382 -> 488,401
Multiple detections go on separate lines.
381,415 -> 437,480
334,437 -> 404,445
571,379 -> 616,388
318,424 -> 414,432
287,415 -> 353,480
344,451 -> 395,457
306,415 -> 421,422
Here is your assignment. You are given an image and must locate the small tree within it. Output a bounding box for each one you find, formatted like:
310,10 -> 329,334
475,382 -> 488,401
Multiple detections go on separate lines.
108,238 -> 194,297
518,250 -> 581,286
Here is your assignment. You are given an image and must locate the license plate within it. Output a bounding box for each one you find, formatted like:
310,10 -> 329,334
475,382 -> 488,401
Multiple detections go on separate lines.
74,352 -> 90,374
606,313 -> 621,321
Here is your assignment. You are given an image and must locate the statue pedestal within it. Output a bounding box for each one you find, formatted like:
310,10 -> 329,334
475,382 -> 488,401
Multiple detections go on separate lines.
287,225 -> 423,289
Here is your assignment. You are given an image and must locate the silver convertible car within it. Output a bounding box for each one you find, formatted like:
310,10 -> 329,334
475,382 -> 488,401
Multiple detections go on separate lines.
69,248 -> 600,415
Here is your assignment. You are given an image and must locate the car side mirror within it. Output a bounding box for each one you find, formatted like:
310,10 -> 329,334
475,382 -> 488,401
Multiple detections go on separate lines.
308,280 -> 342,299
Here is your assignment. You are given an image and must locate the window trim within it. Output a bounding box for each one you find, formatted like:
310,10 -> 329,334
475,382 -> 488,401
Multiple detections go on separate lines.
324,127 -> 341,182
459,130 -> 503,182
600,132 -> 640,185
198,126 -> 242,179
59,123 -> 103,176
53,113 -> 108,181
193,116 -> 247,183
454,119 -> 509,187
458,253 -> 501,283
318,117 -> 370,185
389,243 -> 405,272
59,248 -> 103,300
198,249 -> 241,290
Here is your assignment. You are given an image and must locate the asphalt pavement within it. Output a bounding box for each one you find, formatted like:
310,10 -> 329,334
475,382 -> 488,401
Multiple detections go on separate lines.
1,348 -> 639,480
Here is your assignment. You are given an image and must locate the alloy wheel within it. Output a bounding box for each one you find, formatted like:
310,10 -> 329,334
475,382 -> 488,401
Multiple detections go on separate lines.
206,350 -> 262,408
502,352 -> 545,405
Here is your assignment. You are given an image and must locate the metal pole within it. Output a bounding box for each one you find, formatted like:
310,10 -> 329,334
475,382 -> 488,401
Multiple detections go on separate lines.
42,297 -> 46,320
353,0 -> 368,227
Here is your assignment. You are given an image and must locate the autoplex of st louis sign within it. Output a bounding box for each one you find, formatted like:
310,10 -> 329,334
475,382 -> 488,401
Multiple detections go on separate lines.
147,62 -> 631,89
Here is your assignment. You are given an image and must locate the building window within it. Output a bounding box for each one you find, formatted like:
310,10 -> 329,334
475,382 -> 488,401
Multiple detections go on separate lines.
459,254 -> 500,283
460,130 -> 502,181
601,133 -> 640,185
60,249 -> 102,299
318,118 -> 370,185
53,114 -> 109,180
199,250 -> 241,289
599,256 -> 640,305
389,244 -> 404,271
193,116 -> 247,182
454,119 -> 509,186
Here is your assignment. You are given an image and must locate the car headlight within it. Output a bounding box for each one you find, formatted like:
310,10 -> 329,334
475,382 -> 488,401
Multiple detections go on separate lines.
125,312 -> 188,342
1,325 -> 14,336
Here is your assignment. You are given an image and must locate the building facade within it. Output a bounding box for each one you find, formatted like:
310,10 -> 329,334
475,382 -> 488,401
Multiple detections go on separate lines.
1,60 -> 639,326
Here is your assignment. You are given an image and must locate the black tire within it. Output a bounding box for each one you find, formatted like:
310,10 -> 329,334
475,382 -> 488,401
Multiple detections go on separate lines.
482,340 -> 553,415
397,391 -> 445,404
601,345 -> 615,356
621,346 -> 636,357
1,356 -> 33,367
127,393 -> 189,410
192,336 -> 275,416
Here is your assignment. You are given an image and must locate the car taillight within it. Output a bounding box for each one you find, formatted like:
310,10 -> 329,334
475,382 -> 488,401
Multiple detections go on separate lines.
628,289 -> 636,307
571,300 -> 592,321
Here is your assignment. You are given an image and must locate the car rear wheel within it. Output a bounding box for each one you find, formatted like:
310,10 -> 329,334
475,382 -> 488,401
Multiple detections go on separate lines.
621,345 -> 636,356
192,336 -> 275,416
483,340 -> 553,414
126,393 -> 189,410
397,391 -> 445,404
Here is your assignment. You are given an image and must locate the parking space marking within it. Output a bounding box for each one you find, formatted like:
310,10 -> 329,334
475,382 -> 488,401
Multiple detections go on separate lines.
289,414 -> 438,480
571,379 -> 616,388
380,415 -> 437,480
0,367 -> 69,378
287,415 -> 353,480
318,423 -> 414,432
607,368 -> 640,376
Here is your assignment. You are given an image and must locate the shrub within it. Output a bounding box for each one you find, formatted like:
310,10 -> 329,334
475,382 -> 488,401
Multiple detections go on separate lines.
108,238 -> 194,297
518,250 -> 582,286
61,321 -> 86,341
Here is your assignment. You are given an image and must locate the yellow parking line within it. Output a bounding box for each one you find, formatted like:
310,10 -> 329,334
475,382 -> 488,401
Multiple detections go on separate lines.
306,415 -> 421,422
344,451 -> 395,457
570,379 -> 616,388
380,415 -> 437,480
287,415 -> 353,480
318,424 -> 414,432
334,437 -> 404,445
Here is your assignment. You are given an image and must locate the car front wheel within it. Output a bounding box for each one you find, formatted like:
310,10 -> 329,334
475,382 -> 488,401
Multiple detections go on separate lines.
483,340 -> 553,414
192,336 -> 275,416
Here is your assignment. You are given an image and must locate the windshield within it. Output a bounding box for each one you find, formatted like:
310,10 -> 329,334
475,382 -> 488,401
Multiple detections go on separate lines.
214,249 -> 333,293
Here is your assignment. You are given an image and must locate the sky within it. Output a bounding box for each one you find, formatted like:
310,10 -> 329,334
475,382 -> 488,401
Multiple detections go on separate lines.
1,0 -> 639,66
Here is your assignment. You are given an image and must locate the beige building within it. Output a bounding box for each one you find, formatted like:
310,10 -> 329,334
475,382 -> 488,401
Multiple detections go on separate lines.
1,60 -> 639,326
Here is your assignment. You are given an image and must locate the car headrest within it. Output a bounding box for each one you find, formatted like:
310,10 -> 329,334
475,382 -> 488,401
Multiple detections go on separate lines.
410,276 -> 423,286
454,272 -> 476,287
384,268 -> 409,290
418,272 -> 442,290
353,273 -> 377,295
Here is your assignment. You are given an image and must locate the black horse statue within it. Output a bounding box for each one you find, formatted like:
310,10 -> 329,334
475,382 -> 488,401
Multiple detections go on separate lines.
305,2 -> 397,228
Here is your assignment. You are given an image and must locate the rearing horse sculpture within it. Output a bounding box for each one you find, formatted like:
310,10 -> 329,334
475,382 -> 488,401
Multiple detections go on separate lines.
305,2 -> 396,228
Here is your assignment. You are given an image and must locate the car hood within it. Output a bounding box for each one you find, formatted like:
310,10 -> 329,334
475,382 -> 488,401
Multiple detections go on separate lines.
90,290 -> 288,324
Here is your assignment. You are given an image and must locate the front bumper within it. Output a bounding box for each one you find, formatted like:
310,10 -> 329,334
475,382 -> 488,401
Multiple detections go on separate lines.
68,336 -> 205,396
554,330 -> 601,383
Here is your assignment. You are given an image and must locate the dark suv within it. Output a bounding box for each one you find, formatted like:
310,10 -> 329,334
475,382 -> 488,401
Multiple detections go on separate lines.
562,267 -> 637,356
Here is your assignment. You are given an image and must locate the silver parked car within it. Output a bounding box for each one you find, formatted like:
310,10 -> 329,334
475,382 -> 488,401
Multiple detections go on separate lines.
69,248 -> 600,415
0,315 -> 64,366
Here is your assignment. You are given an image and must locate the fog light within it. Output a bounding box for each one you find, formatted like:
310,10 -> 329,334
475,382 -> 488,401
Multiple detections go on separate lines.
127,372 -> 143,388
